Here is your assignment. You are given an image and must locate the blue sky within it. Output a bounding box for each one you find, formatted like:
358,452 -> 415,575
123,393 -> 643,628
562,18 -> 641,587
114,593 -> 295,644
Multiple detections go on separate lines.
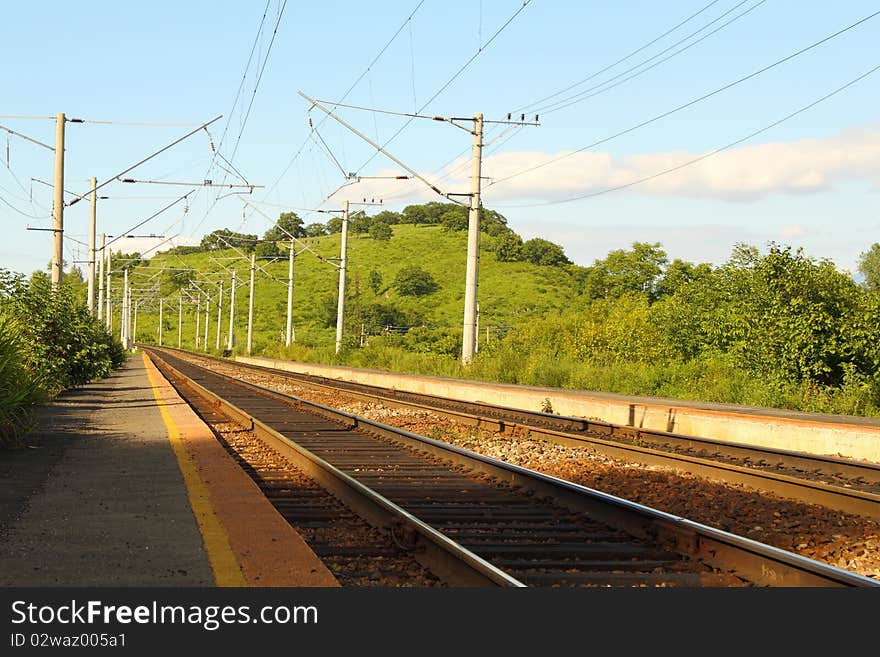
1,1 -> 878,277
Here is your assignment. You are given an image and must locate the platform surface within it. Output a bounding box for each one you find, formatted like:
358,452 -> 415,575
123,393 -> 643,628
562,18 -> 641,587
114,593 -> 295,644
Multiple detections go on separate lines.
0,352 -> 338,587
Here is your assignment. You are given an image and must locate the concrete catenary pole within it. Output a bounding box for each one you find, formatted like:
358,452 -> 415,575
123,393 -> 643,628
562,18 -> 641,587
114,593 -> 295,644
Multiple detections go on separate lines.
203,295 -> 210,352
215,283 -> 223,351
87,176 -> 97,314
285,241 -> 295,346
461,112 -> 483,365
51,112 -> 65,289
158,298 -> 164,346
97,233 -> 105,322
335,200 -> 349,354
133,298 -> 139,344
105,252 -> 112,331
227,270 -> 236,352
178,293 -> 183,349
195,293 -> 201,349
121,267 -> 129,348
247,253 -> 255,355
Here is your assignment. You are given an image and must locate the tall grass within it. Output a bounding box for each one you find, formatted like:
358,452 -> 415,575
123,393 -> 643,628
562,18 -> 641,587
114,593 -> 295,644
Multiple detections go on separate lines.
0,313 -> 47,447
264,340 -> 880,418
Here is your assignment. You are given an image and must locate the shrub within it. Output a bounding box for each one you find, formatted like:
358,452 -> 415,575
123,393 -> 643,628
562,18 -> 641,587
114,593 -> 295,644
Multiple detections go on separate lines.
394,266 -> 439,296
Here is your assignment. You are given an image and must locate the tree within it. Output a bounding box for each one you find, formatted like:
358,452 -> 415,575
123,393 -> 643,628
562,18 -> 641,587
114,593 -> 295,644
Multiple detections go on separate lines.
263,211 -> 305,242
369,221 -> 392,241
394,265 -> 438,296
656,259 -> 713,297
440,207 -> 468,231
481,209 -> 511,236
371,210 -> 402,225
304,222 -> 328,237
200,229 -> 257,252
368,270 -> 383,295
168,267 -> 195,290
494,233 -> 523,262
858,243 -> 880,290
521,238 -> 572,267
255,241 -> 282,259
326,216 -> 343,234
583,242 -> 667,300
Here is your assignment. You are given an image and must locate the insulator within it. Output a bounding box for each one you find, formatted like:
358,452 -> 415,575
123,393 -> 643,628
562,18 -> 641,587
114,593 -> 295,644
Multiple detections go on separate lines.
520,113 -> 525,121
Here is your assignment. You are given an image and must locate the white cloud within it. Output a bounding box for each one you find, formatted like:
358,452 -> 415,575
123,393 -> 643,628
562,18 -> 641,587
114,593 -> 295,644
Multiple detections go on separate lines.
475,125 -> 880,203
780,225 -> 806,239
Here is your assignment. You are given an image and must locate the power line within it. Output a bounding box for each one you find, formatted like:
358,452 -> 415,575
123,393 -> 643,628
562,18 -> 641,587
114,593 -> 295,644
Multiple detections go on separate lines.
534,0 -> 768,116
187,1 -> 287,241
487,9 -> 880,190
493,62 -> 880,208
514,0 -> 731,113
226,0 -> 288,166
0,123 -> 54,151
64,115 -> 222,207
255,0 -> 428,210
105,193 -> 192,249
352,0 -> 534,176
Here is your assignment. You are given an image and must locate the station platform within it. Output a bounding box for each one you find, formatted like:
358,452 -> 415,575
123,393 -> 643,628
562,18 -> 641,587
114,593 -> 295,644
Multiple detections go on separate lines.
0,352 -> 338,587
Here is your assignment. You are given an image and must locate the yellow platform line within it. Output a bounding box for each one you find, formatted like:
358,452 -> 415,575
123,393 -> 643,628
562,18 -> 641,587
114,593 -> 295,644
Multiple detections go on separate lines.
142,352 -> 246,587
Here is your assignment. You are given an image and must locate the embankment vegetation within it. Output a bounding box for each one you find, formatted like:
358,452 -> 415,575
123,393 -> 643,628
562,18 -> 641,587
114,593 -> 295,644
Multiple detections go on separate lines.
0,269 -> 125,447
105,203 -> 880,417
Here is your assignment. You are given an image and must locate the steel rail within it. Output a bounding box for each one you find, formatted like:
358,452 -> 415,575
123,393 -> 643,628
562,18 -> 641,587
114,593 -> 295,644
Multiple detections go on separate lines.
145,347 -> 879,588
156,347 -> 880,520
148,350 -> 523,588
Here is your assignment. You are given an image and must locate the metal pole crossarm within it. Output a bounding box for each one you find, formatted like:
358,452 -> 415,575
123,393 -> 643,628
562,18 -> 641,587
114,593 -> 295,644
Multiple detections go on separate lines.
64,115 -> 222,207
0,123 -> 54,151
298,92 -> 461,206
118,177 -> 264,190
103,194 -> 191,250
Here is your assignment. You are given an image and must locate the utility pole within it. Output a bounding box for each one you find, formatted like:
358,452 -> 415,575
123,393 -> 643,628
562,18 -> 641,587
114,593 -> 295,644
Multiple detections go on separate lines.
158,298 -> 163,346
335,200 -> 349,355
195,293 -> 201,349
461,113 -> 483,365
203,296 -> 210,352
87,176 -> 97,313
51,112 -> 65,288
227,270 -> 236,352
247,253 -> 255,355
298,95 -> 535,365
133,298 -> 139,344
285,241 -> 295,347
216,283 -> 223,351
97,233 -> 105,322
178,294 -> 183,349
121,267 -> 129,348
105,252 -> 112,330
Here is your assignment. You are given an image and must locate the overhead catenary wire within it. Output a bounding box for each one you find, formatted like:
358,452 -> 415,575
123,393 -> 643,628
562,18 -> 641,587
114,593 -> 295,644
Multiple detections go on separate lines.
250,0 -> 428,217
487,8 -> 880,190
493,62 -> 880,208
64,115 -> 222,207
352,0 -> 534,176
533,0 -> 769,116
104,193 -> 193,249
514,0 -> 743,114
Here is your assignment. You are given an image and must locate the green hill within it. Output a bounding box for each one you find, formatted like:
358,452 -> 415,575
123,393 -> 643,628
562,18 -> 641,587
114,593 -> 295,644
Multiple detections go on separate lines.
127,223 -> 582,358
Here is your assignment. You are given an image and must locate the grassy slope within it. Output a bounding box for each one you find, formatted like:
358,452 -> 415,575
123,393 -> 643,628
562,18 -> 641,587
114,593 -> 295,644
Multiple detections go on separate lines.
132,224 -> 581,353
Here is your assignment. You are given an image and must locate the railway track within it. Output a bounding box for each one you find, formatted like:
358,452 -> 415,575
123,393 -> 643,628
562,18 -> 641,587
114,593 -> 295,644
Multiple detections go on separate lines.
158,348 -> 880,521
145,347 -> 878,587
